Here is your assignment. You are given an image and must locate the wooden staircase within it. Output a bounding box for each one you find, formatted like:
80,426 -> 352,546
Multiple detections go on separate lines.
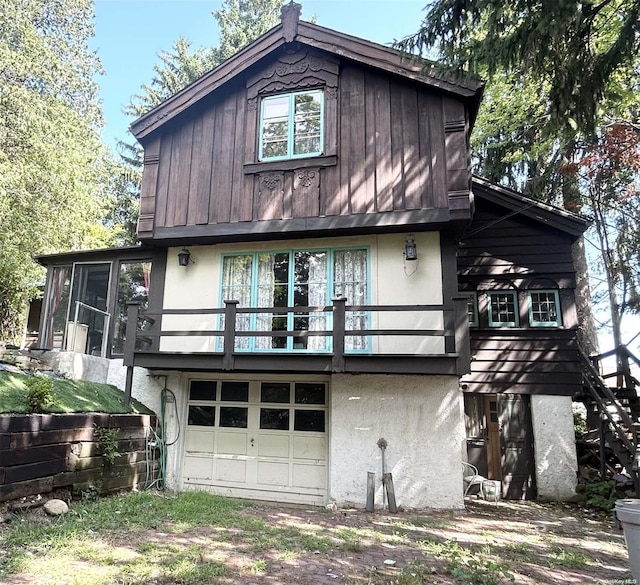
579,346 -> 640,494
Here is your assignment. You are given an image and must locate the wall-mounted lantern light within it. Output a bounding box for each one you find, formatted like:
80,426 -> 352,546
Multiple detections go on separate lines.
178,248 -> 192,267
404,238 -> 418,261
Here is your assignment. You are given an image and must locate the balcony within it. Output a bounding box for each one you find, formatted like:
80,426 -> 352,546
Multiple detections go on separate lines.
122,297 -> 471,402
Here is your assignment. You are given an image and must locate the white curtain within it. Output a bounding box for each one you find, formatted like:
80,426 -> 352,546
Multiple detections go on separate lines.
333,249 -> 368,350
256,253 -> 277,349
306,252 -> 328,350
221,255 -> 252,350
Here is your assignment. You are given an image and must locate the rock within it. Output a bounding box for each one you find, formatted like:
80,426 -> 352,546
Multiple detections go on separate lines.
44,499 -> 69,516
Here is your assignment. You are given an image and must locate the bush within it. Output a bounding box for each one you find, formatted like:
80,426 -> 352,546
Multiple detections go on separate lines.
24,375 -> 54,413
584,480 -> 619,511
573,407 -> 587,437
94,426 -> 121,465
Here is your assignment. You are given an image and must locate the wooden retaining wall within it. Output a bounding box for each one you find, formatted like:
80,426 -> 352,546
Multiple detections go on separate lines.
0,413 -> 157,502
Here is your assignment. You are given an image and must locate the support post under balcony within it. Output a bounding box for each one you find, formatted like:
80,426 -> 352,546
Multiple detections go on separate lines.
223,300 -> 239,370
453,296 -> 471,375
123,302 -> 140,407
332,296 -> 346,373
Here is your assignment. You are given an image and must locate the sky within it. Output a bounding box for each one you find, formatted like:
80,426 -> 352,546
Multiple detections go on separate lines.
91,0 -> 428,149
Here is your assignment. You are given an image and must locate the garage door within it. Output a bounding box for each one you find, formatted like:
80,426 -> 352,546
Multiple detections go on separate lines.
182,379 -> 328,505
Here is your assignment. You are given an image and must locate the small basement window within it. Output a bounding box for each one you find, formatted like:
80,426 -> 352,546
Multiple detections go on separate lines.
487,291 -> 518,327
259,90 -> 323,161
528,290 -> 561,327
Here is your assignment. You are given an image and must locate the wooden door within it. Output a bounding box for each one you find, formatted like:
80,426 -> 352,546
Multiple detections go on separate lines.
463,394 -> 488,477
498,394 -> 536,499
464,393 -> 537,500
484,395 -> 502,480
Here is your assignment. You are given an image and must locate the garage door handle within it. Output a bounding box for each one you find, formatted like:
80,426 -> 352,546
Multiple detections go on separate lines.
250,438 -> 255,447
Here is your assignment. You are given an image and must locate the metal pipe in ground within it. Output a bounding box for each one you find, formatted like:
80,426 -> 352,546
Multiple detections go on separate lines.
377,438 -> 388,509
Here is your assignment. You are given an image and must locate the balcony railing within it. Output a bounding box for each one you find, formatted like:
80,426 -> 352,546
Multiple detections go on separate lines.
122,297 -> 471,404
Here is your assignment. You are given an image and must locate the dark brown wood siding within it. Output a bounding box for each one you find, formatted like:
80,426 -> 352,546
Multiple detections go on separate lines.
137,50 -> 472,242
459,196 -> 582,396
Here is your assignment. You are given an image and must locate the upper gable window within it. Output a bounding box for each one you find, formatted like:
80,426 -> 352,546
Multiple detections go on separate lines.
259,90 -> 324,161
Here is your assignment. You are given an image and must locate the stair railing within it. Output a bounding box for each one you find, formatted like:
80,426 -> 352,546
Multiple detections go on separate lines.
579,347 -> 639,491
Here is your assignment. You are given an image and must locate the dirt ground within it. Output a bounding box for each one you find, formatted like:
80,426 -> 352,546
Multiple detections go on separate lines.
217,499 -> 634,584
1,497 -> 635,585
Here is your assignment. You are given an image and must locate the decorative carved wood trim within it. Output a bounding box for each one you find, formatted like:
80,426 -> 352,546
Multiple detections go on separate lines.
257,172 -> 285,220
245,49 -> 339,164
281,2 -> 301,43
247,50 -> 339,99
293,167 -> 320,217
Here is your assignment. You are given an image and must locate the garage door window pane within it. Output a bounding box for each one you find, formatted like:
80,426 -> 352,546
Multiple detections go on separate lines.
295,383 -> 325,404
219,407 -> 248,428
260,408 -> 290,430
221,381 -> 249,402
294,409 -> 325,432
261,382 -> 290,403
188,405 -> 215,426
190,380 -> 217,401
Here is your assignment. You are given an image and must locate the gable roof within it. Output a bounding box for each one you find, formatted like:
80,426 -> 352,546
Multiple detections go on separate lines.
471,176 -> 589,237
130,4 -> 484,141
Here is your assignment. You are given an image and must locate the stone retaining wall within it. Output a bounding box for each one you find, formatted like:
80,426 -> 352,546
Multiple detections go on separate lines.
0,413 -> 157,501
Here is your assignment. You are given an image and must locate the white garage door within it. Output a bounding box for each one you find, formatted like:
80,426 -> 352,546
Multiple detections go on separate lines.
182,379 -> 328,505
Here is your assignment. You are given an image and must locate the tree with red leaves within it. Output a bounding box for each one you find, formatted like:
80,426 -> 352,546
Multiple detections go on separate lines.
564,122 -> 640,348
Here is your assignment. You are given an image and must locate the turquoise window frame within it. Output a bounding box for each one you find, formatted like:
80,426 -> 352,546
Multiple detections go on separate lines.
527,289 -> 562,327
258,90 -> 324,162
487,291 -> 519,327
219,246 -> 369,353
461,292 -> 479,328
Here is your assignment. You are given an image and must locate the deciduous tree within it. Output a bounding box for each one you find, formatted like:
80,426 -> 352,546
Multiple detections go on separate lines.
0,0 -> 108,341
562,122 -> 640,347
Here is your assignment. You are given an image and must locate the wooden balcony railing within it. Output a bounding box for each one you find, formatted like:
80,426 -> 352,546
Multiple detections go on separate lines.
123,297 -> 471,404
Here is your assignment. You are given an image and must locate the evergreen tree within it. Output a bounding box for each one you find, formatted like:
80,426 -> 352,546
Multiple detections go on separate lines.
396,0 -> 640,137
113,0 -> 285,244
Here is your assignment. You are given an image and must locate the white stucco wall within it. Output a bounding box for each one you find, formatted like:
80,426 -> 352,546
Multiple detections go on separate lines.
160,233 -> 445,354
373,232 -> 444,354
530,394 -> 578,500
330,373 -> 465,509
107,360 -> 183,489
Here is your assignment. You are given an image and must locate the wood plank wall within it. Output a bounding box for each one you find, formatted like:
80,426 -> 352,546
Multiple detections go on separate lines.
0,414 -> 157,502
459,199 -> 582,396
138,54 -> 470,240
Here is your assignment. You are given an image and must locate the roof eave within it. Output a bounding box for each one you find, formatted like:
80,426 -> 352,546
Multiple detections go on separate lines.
130,25 -> 287,141
471,176 -> 589,237
130,20 -> 484,142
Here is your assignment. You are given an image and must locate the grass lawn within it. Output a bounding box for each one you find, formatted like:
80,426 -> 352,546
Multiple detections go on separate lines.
0,491 -> 631,585
0,370 -> 153,414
